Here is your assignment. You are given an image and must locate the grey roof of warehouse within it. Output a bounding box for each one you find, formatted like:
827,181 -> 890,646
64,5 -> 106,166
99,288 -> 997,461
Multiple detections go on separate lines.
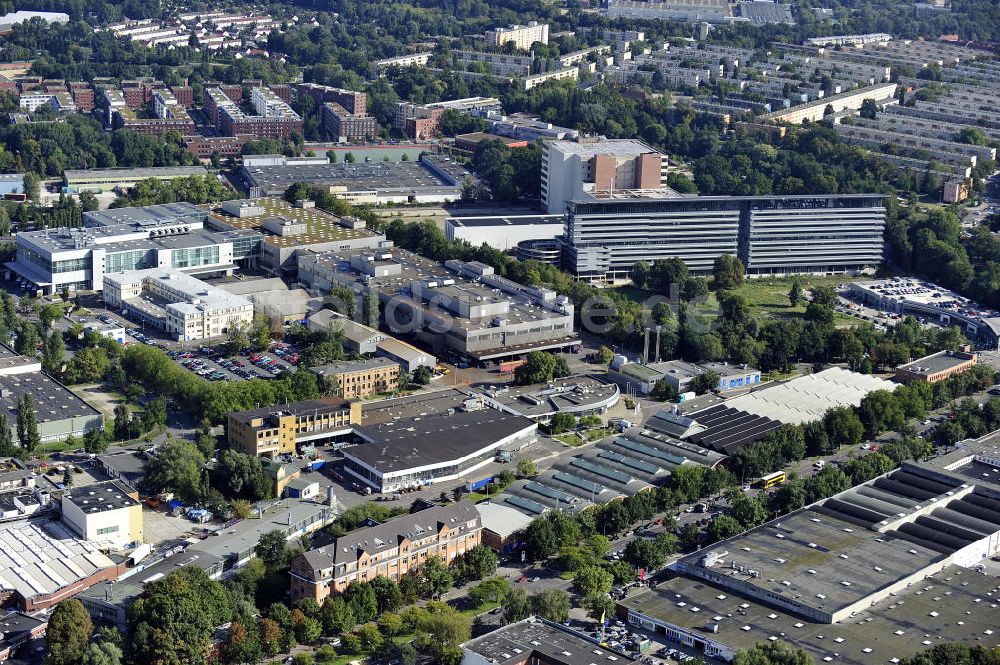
310,357 -> 399,377
360,388 -> 473,426
620,566 -> 999,665
82,201 -> 205,227
0,370 -> 102,423
897,349 -> 977,375
471,375 -> 619,419
97,451 -> 149,487
349,408 -> 536,473
0,342 -> 41,373
0,519 -> 117,601
78,549 -> 224,611
241,159 -> 470,196
64,165 -> 209,182
184,497 -> 333,562
462,617 -> 639,665
63,480 -> 140,514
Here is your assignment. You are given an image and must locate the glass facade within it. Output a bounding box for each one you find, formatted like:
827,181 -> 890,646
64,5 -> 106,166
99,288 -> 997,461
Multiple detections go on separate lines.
52,257 -> 89,273
171,245 -> 220,269
106,249 -> 152,274
231,234 -> 262,260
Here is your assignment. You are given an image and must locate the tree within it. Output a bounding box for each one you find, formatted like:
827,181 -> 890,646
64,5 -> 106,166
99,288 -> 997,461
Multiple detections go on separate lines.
82,427 -> 108,455
502,587 -> 531,624
530,589 -> 572,622
412,365 -> 431,385
48,599 -> 93,665
678,523 -> 701,550
514,351 -> 558,385
355,623 -> 384,652
713,254 -> 745,290
330,285 -> 357,318
81,641 -> 124,665
23,172 -> 40,201
256,530 -> 291,571
549,412 -> 576,434
573,565 -> 613,598
733,640 -> 813,665
128,566 -> 233,665
15,393 -> 40,453
413,604 -> 470,665
414,556 -> 453,598
228,319 -> 251,354
516,457 -> 538,478
689,371 -> 721,396
707,514 -> 744,542
144,439 -> 206,503
859,98 -> 879,120
858,390 -> 905,437
213,449 -> 273,500
623,536 -> 671,571
453,545 -> 498,583
114,403 -> 134,441
321,596 -> 356,636
788,278 -> 803,307
823,406 -> 864,449
42,330 -> 66,375
595,345 -> 614,365
587,593 -> 617,623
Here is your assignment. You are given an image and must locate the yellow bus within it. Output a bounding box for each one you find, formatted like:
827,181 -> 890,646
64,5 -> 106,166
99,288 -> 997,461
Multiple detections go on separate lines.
757,471 -> 787,489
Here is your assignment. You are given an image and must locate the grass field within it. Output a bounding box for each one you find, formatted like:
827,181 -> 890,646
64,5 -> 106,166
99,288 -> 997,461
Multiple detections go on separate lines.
613,274 -> 857,326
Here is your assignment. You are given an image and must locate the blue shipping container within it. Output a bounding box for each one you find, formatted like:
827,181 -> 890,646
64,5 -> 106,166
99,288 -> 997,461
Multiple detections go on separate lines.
466,476 -> 494,492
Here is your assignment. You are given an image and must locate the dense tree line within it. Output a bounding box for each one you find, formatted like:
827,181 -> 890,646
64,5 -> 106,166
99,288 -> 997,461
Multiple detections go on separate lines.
120,344 -> 321,425
110,175 -> 235,208
0,116 -> 197,178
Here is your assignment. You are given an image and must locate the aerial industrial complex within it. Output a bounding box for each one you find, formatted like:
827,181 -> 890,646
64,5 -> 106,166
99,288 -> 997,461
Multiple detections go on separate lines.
618,432 -> 1000,663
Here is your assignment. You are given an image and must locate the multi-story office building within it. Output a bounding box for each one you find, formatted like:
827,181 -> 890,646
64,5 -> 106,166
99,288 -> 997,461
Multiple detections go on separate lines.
541,138 -> 668,213
228,397 -> 362,459
297,248 -> 576,362
290,501 -> 482,603
6,202 -> 256,294
564,194 -> 886,281
103,269 -> 254,341
486,22 -> 549,49
309,357 -> 400,399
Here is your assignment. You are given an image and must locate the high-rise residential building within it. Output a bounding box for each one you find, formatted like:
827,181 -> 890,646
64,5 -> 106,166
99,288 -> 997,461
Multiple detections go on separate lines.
486,21 -> 549,50
541,138 -> 669,213
563,194 -> 886,281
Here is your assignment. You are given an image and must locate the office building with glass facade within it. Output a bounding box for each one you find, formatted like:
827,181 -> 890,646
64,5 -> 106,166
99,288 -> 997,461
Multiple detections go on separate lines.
563,194 -> 886,282
7,202 -> 258,294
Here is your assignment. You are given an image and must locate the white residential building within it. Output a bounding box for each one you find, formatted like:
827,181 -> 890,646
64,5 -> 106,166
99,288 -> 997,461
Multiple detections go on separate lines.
486,22 -> 549,50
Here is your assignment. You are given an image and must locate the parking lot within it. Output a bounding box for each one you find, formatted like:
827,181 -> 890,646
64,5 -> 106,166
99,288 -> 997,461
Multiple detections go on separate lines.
166,344 -> 301,382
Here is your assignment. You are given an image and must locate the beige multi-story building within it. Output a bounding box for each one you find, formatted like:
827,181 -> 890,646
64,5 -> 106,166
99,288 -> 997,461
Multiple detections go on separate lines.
486,22 -> 549,50
103,269 -> 254,342
61,480 -> 143,550
290,501 -> 482,603
309,357 -> 400,399
541,138 -> 668,213
228,397 -> 362,459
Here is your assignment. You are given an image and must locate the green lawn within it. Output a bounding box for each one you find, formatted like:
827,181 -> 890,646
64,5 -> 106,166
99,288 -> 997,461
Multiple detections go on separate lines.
615,275 -> 857,326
